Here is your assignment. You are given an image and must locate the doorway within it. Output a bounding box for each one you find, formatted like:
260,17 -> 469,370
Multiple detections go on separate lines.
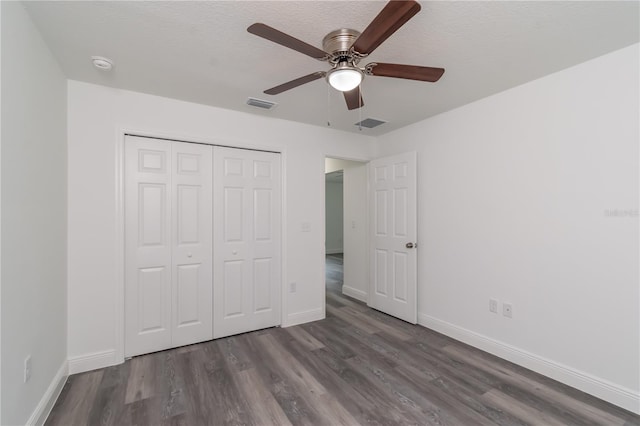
324,152 -> 418,325
324,157 -> 368,305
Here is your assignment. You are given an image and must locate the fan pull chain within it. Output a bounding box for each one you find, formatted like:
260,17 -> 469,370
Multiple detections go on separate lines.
327,84 -> 331,127
358,86 -> 362,131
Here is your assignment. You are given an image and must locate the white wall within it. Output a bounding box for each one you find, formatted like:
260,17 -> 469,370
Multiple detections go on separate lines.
342,164 -> 368,301
325,181 -> 344,254
67,80 -> 374,370
325,158 -> 362,174
1,4 -> 3,421
1,2 -> 68,424
375,44 -> 639,413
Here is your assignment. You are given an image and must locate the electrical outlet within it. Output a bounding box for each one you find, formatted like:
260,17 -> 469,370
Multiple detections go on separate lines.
489,298 -> 498,313
503,303 -> 513,318
24,355 -> 32,383
289,282 -> 297,293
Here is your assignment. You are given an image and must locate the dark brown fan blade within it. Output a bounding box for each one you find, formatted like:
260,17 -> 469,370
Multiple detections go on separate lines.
248,23 -> 327,60
264,72 -> 326,95
351,1 -> 421,55
343,86 -> 364,110
368,63 -> 444,82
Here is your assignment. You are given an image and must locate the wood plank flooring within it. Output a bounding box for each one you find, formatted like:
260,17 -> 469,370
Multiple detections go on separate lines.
46,254 -> 639,425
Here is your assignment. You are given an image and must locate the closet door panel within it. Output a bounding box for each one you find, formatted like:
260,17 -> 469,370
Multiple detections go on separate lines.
213,147 -> 282,339
223,260 -> 245,318
125,137 -> 172,357
125,137 -> 213,356
171,142 -> 213,347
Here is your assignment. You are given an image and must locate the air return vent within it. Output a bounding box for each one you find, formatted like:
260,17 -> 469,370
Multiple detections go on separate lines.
355,118 -> 387,129
247,97 -> 278,110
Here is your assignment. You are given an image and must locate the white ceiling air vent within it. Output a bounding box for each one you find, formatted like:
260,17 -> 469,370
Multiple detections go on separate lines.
247,97 -> 278,110
355,118 -> 387,129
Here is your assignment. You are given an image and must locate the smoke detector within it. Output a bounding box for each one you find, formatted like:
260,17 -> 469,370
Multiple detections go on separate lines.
92,56 -> 113,71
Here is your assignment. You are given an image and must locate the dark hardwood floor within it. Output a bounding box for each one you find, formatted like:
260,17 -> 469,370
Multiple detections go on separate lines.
46,254 -> 639,425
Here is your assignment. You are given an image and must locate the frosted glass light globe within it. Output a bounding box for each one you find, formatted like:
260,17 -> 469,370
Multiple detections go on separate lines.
327,67 -> 363,92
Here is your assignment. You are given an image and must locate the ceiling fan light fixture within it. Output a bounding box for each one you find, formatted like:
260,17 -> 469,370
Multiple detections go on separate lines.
327,64 -> 363,92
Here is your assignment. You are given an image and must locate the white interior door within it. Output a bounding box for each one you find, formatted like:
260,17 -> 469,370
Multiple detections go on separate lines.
125,136 -> 213,357
213,147 -> 281,339
368,151 -> 417,324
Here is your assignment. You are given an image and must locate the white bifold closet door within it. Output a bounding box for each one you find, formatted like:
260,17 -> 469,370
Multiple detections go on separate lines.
125,136 -> 213,357
213,146 -> 282,339
125,137 -> 281,357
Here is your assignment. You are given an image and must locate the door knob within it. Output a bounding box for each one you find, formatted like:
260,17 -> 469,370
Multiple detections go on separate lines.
187,252 -> 193,258
406,242 -> 415,249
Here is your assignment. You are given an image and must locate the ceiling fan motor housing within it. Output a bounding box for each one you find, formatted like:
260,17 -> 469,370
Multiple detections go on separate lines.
322,28 -> 362,65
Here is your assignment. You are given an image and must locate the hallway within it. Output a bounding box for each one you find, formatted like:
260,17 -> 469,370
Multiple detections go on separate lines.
325,253 -> 344,298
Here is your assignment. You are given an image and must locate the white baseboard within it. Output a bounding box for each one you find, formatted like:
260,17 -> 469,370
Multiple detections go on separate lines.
342,285 -> 367,302
325,249 -> 343,255
68,349 -> 117,374
26,361 -> 68,426
418,313 -> 640,415
284,308 -> 324,327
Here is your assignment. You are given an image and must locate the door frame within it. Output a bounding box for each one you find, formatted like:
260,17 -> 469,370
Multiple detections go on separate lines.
115,128 -> 287,363
321,153 -> 372,318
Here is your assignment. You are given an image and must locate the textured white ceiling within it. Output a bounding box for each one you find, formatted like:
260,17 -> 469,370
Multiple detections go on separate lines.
24,1 -> 639,136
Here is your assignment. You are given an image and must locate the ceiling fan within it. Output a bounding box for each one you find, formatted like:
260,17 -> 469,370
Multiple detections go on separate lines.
247,0 -> 444,110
